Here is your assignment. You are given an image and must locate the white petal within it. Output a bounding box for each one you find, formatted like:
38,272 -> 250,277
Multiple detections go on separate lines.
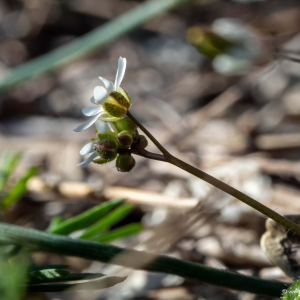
73,113 -> 101,132
95,118 -> 112,133
80,141 -> 98,155
99,77 -> 115,93
94,86 -> 108,103
90,96 -> 97,104
77,152 -> 97,169
114,57 -> 126,90
82,106 -> 102,116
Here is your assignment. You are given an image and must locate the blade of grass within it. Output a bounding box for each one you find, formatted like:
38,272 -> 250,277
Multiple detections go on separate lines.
26,276 -> 127,292
0,152 -> 22,193
1,166 -> 37,210
30,265 -> 69,272
46,216 -> 64,233
0,0 -> 195,93
79,204 -> 133,239
0,222 -> 288,297
90,223 -> 143,243
28,271 -> 105,285
28,269 -> 70,285
48,198 -> 124,235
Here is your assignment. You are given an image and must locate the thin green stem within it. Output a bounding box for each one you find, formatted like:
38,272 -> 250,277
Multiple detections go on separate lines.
0,222 -> 287,297
127,111 -> 170,156
166,155 -> 300,236
127,111 -> 300,236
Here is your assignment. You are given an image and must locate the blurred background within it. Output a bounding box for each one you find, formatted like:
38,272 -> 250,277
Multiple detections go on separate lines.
2,0 -> 300,299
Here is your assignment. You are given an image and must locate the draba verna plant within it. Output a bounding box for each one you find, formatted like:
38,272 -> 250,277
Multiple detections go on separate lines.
36,55 -> 295,297
72,56 -> 300,242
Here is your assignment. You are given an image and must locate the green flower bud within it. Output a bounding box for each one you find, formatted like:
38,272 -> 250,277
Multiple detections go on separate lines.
116,154 -> 136,172
114,116 -> 137,132
132,130 -> 139,142
93,139 -> 117,159
139,135 -> 148,148
117,130 -> 133,148
93,154 -> 117,165
97,133 -> 116,141
186,26 -> 233,59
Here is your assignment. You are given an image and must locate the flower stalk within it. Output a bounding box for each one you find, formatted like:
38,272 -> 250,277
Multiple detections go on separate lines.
125,111 -> 300,237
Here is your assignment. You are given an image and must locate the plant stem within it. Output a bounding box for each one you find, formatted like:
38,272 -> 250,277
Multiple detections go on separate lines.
167,155 -> 300,235
0,222 -> 287,297
126,110 -> 300,236
127,111 -> 170,156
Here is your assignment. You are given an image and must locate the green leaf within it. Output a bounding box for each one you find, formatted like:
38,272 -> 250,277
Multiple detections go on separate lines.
0,152 -> 22,193
28,269 -> 70,284
0,222 -> 289,297
0,252 -> 28,300
282,279 -> 300,300
48,198 -> 125,235
47,216 -> 64,233
28,269 -> 105,285
26,276 -> 127,292
53,273 -> 105,282
79,204 -> 133,239
1,166 -> 37,210
30,264 -> 69,272
0,0 -> 194,92
91,223 -> 143,243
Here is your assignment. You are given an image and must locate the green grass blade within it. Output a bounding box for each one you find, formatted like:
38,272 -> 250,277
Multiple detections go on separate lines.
30,265 -> 69,271
91,223 -> 143,243
1,166 -> 37,210
0,0 -> 194,92
0,251 -> 28,300
0,222 -> 289,297
26,276 -> 127,292
282,278 -> 300,300
46,216 -> 64,233
79,204 -> 133,239
28,269 -> 70,285
48,198 -> 125,235
0,152 -> 22,193
54,273 -> 105,282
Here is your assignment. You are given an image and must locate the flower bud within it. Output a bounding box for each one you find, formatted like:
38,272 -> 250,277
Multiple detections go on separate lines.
117,130 -> 133,148
116,154 -> 135,172
132,130 -> 139,142
93,155 -> 117,165
93,139 -> 117,159
186,26 -> 233,59
97,133 -> 116,141
139,135 -> 148,148
114,116 -> 137,132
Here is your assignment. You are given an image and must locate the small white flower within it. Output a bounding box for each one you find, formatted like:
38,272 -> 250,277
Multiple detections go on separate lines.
74,56 -> 127,132
77,121 -> 116,168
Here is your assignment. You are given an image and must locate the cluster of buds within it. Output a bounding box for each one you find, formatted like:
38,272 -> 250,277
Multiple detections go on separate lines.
187,19 -> 266,75
92,117 -> 148,172
73,58 -> 148,172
